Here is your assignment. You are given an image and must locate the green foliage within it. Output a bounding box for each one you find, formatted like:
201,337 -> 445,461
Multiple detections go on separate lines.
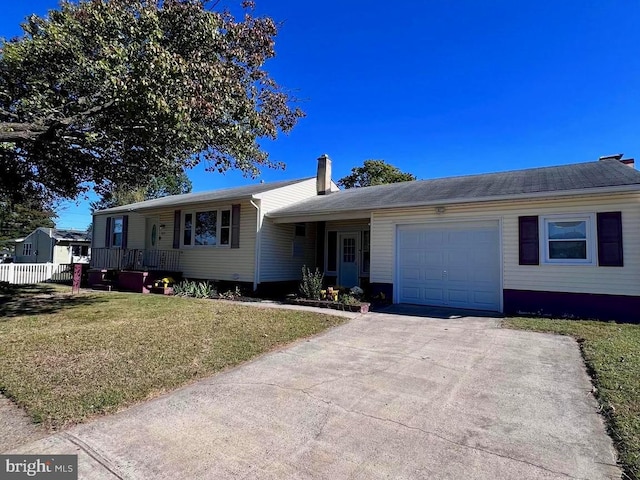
0,198 -> 56,251
338,293 -> 360,305
219,286 -> 242,300
299,266 -> 324,300
91,172 -> 192,211
338,160 -> 417,189
145,172 -> 192,201
173,280 -> 217,299
0,0 -> 304,203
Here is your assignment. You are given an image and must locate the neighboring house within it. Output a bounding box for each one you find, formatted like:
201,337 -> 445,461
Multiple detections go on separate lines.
91,154 -> 640,321
0,249 -> 13,263
15,228 -> 91,264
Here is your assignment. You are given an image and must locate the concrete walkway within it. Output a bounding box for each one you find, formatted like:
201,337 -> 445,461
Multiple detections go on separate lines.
0,394 -> 47,452
10,310 -> 620,479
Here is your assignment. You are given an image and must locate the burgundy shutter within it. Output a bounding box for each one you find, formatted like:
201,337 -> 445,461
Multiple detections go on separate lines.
231,204 -> 241,249
597,212 -> 623,267
173,210 -> 181,249
121,215 -> 129,249
519,216 -> 539,265
105,217 -> 112,248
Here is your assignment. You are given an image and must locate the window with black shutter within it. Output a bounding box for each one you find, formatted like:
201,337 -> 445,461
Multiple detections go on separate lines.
518,216 -> 539,265
597,212 -> 623,267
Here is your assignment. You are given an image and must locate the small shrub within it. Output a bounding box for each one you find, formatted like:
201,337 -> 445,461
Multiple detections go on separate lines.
220,286 -> 242,300
173,280 -> 217,299
300,266 -> 324,300
339,293 -> 360,306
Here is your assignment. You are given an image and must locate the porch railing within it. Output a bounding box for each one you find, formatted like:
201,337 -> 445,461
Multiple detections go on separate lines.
90,248 -> 180,272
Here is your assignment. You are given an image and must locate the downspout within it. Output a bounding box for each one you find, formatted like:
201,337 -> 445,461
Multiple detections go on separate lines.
49,228 -> 54,264
249,198 -> 262,291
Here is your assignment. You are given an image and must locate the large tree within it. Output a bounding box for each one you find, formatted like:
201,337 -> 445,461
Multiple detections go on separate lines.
91,171 -> 192,211
337,160 -> 416,189
0,0 -> 303,203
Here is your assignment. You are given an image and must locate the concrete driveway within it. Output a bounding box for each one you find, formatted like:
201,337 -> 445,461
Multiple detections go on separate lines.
14,309 -> 620,479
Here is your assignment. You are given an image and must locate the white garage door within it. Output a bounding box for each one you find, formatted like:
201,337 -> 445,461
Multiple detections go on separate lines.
397,221 -> 501,311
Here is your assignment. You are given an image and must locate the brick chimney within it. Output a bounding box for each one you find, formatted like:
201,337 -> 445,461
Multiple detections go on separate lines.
621,158 -> 635,168
599,153 -> 635,168
316,154 -> 332,195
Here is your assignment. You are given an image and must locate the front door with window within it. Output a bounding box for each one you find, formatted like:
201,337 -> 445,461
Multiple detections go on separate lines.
338,233 -> 359,287
145,217 -> 159,268
146,217 -> 159,251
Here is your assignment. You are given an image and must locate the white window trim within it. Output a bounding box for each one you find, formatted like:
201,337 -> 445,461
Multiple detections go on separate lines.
323,227 -> 371,276
541,213 -> 596,265
111,216 -> 124,248
22,243 -> 33,256
181,207 -> 232,248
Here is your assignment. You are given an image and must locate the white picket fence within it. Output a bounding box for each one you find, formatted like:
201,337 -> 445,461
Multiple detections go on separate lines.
0,263 -> 74,285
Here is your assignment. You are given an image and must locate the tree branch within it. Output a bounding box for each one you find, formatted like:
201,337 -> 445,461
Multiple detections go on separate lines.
0,109 -> 20,120
0,100 -> 115,143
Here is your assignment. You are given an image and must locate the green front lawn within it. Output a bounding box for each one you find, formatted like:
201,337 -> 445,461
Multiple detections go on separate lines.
504,317 -> 640,480
0,285 -> 345,428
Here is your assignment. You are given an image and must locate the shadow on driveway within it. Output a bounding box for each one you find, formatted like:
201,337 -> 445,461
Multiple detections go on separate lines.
376,303 -> 503,320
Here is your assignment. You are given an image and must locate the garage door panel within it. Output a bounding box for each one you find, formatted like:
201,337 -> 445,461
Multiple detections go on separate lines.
401,267 -> 422,281
423,231 -> 445,245
447,253 -> 469,267
424,288 -> 445,303
474,290 -> 499,306
447,288 -> 470,303
400,251 -> 424,266
447,267 -> 469,282
401,286 -> 421,301
447,230 -> 471,245
424,267 -> 443,281
424,251 -> 444,266
397,222 -> 500,312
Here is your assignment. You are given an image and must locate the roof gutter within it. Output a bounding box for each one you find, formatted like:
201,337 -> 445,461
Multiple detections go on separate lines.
267,183 -> 640,222
94,194 -> 259,216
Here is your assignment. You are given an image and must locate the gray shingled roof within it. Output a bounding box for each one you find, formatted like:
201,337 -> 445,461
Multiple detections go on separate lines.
96,177 -> 313,214
50,229 -> 91,242
269,159 -> 640,218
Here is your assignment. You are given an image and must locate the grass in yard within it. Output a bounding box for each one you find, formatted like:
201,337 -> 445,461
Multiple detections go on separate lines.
503,317 -> 640,480
0,286 -> 345,429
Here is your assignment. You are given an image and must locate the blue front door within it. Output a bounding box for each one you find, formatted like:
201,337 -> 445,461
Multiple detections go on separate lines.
338,233 -> 359,288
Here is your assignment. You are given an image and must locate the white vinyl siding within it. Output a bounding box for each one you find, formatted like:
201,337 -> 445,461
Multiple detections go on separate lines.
371,192 -> 640,297
259,220 -> 316,282
92,212 -> 146,249
92,215 -> 106,249
258,178 -> 318,282
151,201 -> 256,282
52,245 -> 71,264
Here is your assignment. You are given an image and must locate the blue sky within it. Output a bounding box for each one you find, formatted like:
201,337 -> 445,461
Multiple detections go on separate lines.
3,1 -> 639,230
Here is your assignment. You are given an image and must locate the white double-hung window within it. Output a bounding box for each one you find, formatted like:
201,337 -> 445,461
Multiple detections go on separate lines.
183,208 -> 231,247
542,214 -> 595,264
